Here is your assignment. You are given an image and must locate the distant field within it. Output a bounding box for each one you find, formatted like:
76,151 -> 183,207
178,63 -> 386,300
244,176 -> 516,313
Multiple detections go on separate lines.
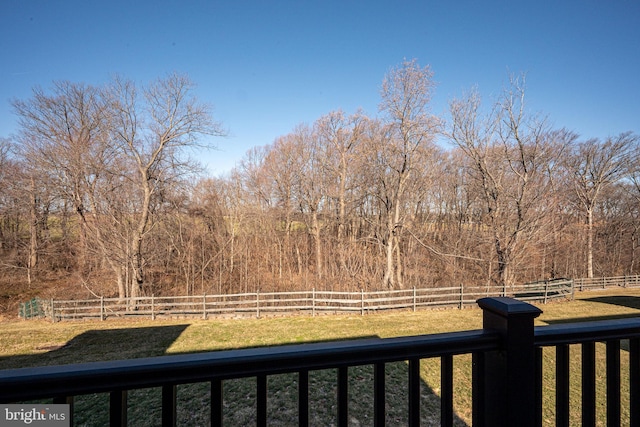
1,288 -> 640,426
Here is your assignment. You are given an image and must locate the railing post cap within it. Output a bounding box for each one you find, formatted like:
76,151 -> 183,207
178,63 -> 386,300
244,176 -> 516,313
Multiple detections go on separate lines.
477,297 -> 542,318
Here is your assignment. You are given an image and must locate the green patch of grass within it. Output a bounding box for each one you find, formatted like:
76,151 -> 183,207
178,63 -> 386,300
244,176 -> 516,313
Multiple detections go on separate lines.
2,288 -> 640,426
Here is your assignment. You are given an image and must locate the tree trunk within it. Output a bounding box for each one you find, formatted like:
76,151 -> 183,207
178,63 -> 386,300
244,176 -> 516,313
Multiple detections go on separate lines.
394,235 -> 403,288
311,210 -> 322,279
130,236 -> 144,300
587,207 -> 594,278
28,177 -> 38,284
337,157 -> 348,271
115,264 -> 126,301
494,234 -> 510,296
130,180 -> 152,303
383,212 -> 396,289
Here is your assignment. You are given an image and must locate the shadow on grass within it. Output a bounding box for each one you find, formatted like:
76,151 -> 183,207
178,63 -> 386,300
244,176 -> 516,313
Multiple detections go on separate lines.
545,295 -> 640,324
582,295 -> 640,310
0,326 -> 470,426
0,324 -> 190,370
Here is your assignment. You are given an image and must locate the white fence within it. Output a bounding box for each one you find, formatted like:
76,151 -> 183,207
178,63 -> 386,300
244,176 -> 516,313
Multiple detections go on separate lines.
20,276 -> 640,321
20,278 -> 585,321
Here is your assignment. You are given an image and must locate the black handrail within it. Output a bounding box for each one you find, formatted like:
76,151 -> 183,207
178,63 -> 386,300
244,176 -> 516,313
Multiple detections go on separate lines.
0,329 -> 499,403
535,317 -> 640,346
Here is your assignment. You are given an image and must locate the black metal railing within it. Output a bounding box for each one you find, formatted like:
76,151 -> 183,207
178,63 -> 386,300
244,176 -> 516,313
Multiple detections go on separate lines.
535,318 -> 640,427
2,297 -> 640,426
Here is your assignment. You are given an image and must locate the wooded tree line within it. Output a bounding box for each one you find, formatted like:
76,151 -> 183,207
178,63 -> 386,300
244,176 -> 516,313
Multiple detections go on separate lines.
1,61 -> 639,303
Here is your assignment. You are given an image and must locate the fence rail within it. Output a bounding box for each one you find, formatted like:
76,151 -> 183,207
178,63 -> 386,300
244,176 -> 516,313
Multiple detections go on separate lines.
574,274 -> 640,291
18,278 -> 588,321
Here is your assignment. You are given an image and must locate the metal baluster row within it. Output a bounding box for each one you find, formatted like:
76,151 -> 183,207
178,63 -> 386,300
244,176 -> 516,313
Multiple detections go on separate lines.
97,358 -> 458,426
538,337 -> 640,427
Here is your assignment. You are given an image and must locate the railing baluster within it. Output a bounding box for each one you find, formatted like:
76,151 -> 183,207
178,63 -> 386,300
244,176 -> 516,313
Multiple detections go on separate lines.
472,351 -> 485,427
535,347 -> 543,427
257,374 -> 267,427
211,379 -> 223,426
606,340 -> 621,427
556,344 -> 570,427
53,396 -> 73,426
162,385 -> 177,427
441,354 -> 453,427
631,338 -> 640,427
109,390 -> 127,427
337,367 -> 349,427
298,370 -> 309,427
408,358 -> 421,427
374,362 -> 386,427
582,342 -> 596,427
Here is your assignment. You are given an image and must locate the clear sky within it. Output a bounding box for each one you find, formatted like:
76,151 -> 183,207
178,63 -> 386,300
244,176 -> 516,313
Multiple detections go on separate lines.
1,0 -> 639,175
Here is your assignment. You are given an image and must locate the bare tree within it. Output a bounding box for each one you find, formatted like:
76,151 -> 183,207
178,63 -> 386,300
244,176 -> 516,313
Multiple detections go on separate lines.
9,64 -> 640,300
375,59 -> 439,289
288,125 -> 326,280
626,147 -> 640,273
12,75 -> 224,300
0,139 -> 29,282
0,138 -> 14,253
314,110 -> 366,274
107,73 -> 225,299
12,81 -> 117,285
563,132 -> 638,278
237,145 -> 275,211
448,76 -> 568,292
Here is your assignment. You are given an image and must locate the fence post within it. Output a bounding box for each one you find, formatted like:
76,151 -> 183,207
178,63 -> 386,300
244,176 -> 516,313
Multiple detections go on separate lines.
361,290 -> 365,316
203,295 -> 207,320
569,279 -> 575,301
543,281 -> 549,304
312,288 -> 316,317
100,296 -> 105,321
459,283 -> 464,309
413,287 -> 417,312
151,295 -> 155,321
475,297 -> 542,427
50,298 -> 55,323
256,290 -> 260,318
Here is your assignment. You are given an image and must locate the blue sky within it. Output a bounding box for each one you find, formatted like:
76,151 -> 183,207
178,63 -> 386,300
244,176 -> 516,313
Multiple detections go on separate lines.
1,0 -> 639,175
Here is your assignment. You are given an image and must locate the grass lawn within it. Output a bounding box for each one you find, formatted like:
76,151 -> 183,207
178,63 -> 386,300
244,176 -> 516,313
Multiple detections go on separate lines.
1,288 -> 640,426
